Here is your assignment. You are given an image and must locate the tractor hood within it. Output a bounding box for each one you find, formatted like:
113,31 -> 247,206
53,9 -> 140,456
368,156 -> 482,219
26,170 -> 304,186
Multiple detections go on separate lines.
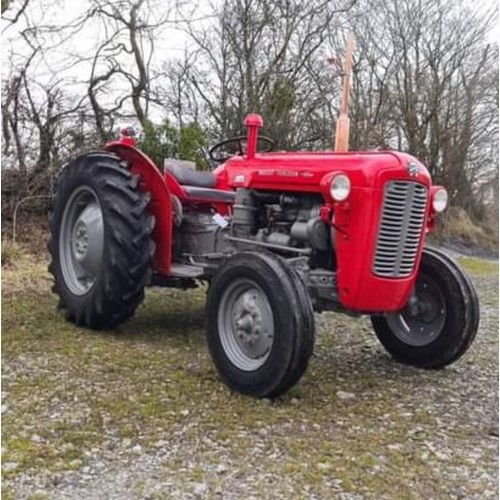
221,150 -> 432,195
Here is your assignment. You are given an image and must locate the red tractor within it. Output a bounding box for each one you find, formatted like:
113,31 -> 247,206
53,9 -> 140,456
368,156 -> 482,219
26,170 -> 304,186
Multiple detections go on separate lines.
48,114 -> 479,398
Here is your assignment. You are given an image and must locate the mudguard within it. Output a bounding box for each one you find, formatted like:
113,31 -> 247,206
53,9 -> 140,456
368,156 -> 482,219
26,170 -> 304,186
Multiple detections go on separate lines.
105,141 -> 172,275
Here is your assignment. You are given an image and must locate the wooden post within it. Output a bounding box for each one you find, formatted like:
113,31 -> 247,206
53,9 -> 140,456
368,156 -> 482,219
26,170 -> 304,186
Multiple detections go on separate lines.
334,34 -> 356,151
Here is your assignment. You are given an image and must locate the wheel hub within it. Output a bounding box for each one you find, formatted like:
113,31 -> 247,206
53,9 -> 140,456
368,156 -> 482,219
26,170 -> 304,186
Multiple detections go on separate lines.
386,274 -> 446,347
218,280 -> 274,371
406,284 -> 444,323
73,221 -> 89,259
234,293 -> 264,346
69,203 -> 104,274
232,291 -> 271,358
60,187 -> 104,295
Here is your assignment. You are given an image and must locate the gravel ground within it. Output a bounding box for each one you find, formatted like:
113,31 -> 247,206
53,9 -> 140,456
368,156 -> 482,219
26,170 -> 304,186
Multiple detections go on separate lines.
1,253 -> 498,499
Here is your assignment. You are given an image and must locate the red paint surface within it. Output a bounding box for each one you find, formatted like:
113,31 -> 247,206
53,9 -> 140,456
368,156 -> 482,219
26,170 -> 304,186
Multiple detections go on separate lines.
244,114 -> 263,160
105,141 -> 172,275
105,116 -> 440,313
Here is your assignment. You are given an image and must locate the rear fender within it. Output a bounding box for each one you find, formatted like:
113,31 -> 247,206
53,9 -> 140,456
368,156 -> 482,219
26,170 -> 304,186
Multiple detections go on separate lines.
105,142 -> 172,275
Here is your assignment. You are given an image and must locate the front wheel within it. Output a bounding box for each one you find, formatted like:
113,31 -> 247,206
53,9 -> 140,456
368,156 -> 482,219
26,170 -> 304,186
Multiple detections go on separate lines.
205,252 -> 315,398
371,247 -> 479,368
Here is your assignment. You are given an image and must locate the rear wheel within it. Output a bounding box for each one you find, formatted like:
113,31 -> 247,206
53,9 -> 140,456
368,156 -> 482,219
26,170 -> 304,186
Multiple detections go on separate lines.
371,247 -> 479,368
205,252 -> 315,398
48,153 -> 155,329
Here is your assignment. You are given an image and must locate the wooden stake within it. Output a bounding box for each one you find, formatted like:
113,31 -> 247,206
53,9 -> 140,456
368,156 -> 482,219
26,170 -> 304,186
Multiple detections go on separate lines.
334,34 -> 356,151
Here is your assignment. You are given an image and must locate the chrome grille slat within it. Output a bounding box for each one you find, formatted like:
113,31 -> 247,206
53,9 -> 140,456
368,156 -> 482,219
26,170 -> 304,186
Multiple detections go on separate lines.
373,181 -> 428,277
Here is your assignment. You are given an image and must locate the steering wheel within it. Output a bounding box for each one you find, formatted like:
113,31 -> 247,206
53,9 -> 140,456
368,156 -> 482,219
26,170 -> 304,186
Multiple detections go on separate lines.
208,135 -> 275,163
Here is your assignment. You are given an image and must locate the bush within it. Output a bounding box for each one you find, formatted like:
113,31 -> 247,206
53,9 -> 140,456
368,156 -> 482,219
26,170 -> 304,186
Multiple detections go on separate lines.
137,120 -> 208,170
435,207 -> 498,252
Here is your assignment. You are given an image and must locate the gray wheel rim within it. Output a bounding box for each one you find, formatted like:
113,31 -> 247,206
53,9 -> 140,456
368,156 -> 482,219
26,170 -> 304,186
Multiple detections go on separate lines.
217,278 -> 274,371
386,275 -> 446,347
59,186 -> 104,295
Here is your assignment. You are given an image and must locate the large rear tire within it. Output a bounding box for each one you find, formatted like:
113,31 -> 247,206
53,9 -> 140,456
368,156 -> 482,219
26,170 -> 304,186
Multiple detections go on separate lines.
48,152 -> 155,329
205,252 -> 315,398
371,247 -> 479,368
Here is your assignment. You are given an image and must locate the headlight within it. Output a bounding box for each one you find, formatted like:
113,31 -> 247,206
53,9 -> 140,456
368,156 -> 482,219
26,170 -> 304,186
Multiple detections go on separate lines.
330,174 -> 351,201
432,188 -> 448,213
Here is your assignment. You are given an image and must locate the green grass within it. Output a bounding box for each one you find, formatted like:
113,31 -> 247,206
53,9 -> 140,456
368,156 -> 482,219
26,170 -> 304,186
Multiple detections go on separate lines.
457,257 -> 498,276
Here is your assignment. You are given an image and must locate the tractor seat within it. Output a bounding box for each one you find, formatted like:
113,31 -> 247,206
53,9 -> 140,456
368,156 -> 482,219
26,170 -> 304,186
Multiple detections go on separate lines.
165,162 -> 235,203
165,163 -> 216,188
183,186 -> 236,203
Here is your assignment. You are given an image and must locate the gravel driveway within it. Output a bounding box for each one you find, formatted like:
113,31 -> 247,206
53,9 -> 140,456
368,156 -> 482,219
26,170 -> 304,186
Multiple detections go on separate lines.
2,255 -> 498,499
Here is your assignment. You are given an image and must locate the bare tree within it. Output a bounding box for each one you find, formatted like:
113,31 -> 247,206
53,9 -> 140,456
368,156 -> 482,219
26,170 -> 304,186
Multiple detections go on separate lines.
332,0 -> 498,215
178,0 -> 356,147
83,0 -> 176,131
2,0 -> 31,22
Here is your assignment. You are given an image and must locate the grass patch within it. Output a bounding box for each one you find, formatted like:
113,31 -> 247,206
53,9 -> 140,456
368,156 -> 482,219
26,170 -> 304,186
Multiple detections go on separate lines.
457,257 -> 498,276
1,486 -> 16,500
1,240 -> 25,267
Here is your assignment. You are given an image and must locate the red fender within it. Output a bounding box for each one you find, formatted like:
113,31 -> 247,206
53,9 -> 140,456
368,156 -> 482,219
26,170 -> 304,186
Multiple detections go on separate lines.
105,141 -> 172,275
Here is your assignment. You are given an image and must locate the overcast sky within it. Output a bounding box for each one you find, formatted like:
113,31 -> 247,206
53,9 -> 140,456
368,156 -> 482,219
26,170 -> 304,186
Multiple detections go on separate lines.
4,3 -> 211,83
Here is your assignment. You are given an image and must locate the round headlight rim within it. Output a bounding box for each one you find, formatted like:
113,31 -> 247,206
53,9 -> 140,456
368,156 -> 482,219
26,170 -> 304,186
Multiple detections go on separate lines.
432,187 -> 448,213
330,173 -> 351,202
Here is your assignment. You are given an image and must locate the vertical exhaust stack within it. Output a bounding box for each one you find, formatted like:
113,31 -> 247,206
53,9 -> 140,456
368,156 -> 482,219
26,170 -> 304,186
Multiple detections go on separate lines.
244,114 -> 264,159
334,34 -> 356,152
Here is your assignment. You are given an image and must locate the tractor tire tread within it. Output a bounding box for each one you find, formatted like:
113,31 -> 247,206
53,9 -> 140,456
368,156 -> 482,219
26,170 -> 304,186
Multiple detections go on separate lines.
48,153 -> 154,330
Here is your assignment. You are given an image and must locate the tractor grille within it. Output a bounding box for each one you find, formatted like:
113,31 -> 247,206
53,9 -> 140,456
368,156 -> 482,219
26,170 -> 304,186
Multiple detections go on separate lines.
373,181 -> 428,277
